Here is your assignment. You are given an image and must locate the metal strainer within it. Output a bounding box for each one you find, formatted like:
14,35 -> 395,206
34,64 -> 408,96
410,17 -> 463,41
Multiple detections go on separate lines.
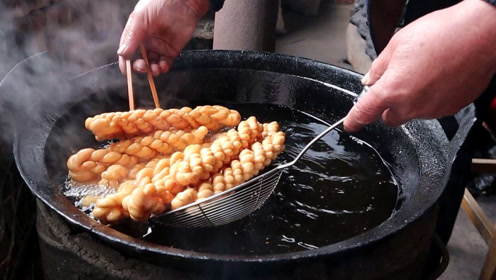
152,88 -> 367,227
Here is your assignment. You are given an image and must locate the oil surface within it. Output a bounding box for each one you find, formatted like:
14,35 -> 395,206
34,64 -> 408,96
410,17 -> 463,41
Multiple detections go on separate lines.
107,103 -> 400,255
64,103 -> 399,255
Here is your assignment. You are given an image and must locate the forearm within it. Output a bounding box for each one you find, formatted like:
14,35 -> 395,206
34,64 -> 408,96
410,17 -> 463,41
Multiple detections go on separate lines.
458,0 -> 496,74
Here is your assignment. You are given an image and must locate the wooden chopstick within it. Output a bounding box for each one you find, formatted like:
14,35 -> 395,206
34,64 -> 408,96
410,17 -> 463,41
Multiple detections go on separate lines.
126,59 -> 135,111
140,44 -> 161,109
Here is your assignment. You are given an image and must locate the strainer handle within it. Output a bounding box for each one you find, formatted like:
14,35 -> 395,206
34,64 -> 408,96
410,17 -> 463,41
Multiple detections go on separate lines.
286,86 -> 369,166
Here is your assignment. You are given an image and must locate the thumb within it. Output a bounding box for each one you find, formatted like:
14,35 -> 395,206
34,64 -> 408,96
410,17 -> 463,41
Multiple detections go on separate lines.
343,84 -> 389,133
362,46 -> 392,86
117,12 -> 147,58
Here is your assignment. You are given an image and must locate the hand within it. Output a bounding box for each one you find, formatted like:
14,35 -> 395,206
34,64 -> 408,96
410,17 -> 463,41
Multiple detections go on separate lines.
117,0 -> 210,75
344,0 -> 496,133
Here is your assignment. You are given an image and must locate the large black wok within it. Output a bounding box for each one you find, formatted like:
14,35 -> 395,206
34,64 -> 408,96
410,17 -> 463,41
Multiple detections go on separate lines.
3,50 -> 475,279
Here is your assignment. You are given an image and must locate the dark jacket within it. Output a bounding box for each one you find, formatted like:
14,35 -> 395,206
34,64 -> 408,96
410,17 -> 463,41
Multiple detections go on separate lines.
209,0 -> 225,11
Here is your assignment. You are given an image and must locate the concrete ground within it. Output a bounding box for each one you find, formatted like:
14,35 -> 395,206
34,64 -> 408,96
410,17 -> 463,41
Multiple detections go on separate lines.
274,2 -> 495,279
276,2 -> 355,71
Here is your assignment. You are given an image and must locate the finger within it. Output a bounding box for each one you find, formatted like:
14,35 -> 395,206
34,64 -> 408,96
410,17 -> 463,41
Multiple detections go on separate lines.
159,59 -> 169,73
141,50 -> 160,75
362,47 -> 393,86
147,52 -> 159,63
132,59 -> 147,73
117,11 -> 147,58
158,56 -> 174,73
343,85 -> 389,133
381,108 -> 412,127
150,63 -> 160,76
145,38 -> 183,60
118,55 -> 126,75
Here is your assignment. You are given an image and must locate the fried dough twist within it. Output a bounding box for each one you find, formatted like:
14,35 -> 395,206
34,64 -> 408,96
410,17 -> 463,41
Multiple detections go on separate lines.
196,182 -> 215,200
92,180 -> 134,224
99,165 -> 130,187
109,118 -> 262,222
122,177 -> 174,222
156,117 -> 263,194
93,167 -> 155,224
171,187 -> 198,210
109,126 -> 209,157
67,148 -> 140,182
85,106 -> 241,141
93,166 -> 175,223
70,127 -> 207,185
71,105 -> 286,225
201,121 -> 286,198
113,155 -> 176,222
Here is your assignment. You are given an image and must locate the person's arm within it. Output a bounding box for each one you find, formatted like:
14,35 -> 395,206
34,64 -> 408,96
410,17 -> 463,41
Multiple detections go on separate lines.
117,0 -> 215,75
344,0 -> 496,132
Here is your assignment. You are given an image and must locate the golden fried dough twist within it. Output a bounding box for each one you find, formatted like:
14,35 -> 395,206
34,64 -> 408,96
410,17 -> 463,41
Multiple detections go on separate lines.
262,121 -> 286,159
67,148 -> 140,182
207,122 -> 286,196
118,118 -> 263,221
93,167 -> 156,224
171,187 -> 198,210
112,155 -> 176,222
99,165 -> 130,187
85,106 -> 241,141
121,177 -> 173,222
196,182 -> 214,200
93,166 -> 172,224
114,149 -> 197,222
73,127 -> 209,184
117,142 -> 223,221
108,126 -> 209,157
92,181 -> 134,224
71,106 -> 287,224
155,117 -> 263,194
99,156 -> 162,185
120,167 -> 175,222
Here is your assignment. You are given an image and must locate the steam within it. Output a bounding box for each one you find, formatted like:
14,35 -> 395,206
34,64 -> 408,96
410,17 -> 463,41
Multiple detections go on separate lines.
0,0 -> 137,144
0,3 -> 140,276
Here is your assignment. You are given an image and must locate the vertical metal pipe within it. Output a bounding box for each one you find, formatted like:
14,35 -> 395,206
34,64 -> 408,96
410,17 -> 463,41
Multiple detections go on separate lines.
213,0 -> 278,52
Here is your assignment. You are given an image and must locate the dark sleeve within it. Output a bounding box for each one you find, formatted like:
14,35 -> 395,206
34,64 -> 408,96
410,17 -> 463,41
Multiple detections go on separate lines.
402,0 -> 461,26
474,76 -> 496,121
475,0 -> 496,117
209,0 -> 225,11
484,0 -> 496,6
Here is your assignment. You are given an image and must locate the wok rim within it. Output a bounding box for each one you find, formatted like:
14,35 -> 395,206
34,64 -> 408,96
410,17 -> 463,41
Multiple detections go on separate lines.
11,50 -> 450,264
